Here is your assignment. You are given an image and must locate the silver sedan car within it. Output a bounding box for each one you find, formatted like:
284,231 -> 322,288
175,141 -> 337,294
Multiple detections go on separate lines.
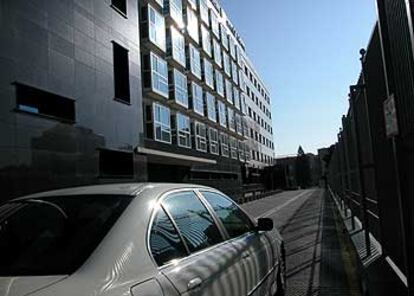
0,183 -> 286,296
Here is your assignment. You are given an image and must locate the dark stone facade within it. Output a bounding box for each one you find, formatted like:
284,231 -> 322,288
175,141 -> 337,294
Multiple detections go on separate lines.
0,0 -> 145,201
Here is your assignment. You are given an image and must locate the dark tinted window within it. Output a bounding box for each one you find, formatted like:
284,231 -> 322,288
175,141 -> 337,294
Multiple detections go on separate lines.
0,195 -> 132,276
163,191 -> 223,253
99,149 -> 134,178
201,191 -> 254,239
15,83 -> 75,122
150,207 -> 187,266
111,0 -> 127,15
113,42 -> 130,103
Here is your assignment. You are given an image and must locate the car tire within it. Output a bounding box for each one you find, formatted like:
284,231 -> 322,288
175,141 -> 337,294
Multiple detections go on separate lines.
275,246 -> 286,296
274,269 -> 286,296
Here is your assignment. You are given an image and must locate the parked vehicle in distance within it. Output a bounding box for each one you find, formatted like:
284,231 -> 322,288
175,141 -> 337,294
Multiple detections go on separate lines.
0,183 -> 286,296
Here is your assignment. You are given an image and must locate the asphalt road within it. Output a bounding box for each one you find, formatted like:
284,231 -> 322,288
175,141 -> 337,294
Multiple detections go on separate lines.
242,189 -> 362,296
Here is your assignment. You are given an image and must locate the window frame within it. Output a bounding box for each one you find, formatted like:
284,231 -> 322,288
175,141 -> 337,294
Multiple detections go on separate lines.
203,58 -> 214,89
220,132 -> 229,157
206,92 -> 216,122
215,69 -> 224,97
230,136 -> 238,159
150,52 -> 169,98
170,26 -> 186,67
153,102 -> 172,143
186,6 -> 199,43
173,69 -> 188,108
148,4 -> 166,52
208,127 -> 219,155
176,113 -> 191,148
213,39 -> 222,67
194,121 -> 207,152
191,82 -> 204,116
218,100 -> 227,128
188,44 -> 202,79
200,25 -> 212,57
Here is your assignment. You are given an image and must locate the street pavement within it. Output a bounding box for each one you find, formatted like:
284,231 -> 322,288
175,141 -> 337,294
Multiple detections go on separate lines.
242,189 -> 363,296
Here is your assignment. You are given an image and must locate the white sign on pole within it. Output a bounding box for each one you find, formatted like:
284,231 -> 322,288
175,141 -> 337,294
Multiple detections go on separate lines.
384,94 -> 399,137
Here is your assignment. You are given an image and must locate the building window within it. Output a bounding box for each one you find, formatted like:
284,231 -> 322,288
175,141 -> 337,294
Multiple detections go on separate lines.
150,52 -> 168,97
188,44 -> 201,79
231,61 -> 238,85
153,103 -> 171,143
238,141 -> 245,161
208,128 -> 219,155
199,0 -> 209,25
203,58 -> 214,89
239,69 -> 245,91
220,24 -> 228,49
148,5 -> 166,51
170,26 -> 185,67
99,149 -> 133,178
236,45 -> 243,67
206,92 -> 216,122
233,87 -> 240,110
173,69 -> 188,107
191,82 -> 204,115
210,10 -> 220,38
15,83 -> 75,122
223,53 -> 231,77
245,145 -> 251,161
235,113 -> 242,135
112,42 -> 130,103
201,25 -> 211,57
220,133 -> 229,157
229,37 -> 236,59
186,7 -> 199,43
240,93 -> 247,115
215,70 -> 224,97
213,39 -> 222,67
218,101 -> 226,128
230,137 -> 238,159
242,119 -> 248,138
194,121 -> 207,152
166,0 -> 183,26
228,107 -> 235,131
111,0 -> 127,15
225,79 -> 233,104
176,113 -> 191,148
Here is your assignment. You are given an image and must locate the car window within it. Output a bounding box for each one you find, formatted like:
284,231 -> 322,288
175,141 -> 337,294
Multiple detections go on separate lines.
201,191 -> 255,239
0,195 -> 132,276
162,191 -> 223,253
150,207 -> 188,266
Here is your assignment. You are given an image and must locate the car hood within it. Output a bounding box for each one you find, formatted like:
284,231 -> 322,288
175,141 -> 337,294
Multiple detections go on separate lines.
0,275 -> 67,296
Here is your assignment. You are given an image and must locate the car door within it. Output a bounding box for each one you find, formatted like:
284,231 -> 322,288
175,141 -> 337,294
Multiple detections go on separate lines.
199,190 -> 274,296
149,190 -> 246,296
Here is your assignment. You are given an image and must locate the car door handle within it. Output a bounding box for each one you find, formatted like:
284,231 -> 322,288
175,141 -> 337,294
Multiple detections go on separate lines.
188,277 -> 203,290
242,252 -> 250,259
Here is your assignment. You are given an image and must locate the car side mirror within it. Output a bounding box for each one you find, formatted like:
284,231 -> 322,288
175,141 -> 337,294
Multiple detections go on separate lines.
256,217 -> 273,231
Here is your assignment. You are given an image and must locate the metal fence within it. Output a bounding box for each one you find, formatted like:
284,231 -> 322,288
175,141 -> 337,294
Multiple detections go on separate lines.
327,23 -> 414,294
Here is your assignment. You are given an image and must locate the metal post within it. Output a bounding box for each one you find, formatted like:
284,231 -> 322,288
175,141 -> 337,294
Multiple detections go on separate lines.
349,65 -> 371,255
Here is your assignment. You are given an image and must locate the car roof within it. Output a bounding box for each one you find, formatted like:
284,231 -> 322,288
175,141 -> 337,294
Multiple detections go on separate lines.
14,183 -> 213,200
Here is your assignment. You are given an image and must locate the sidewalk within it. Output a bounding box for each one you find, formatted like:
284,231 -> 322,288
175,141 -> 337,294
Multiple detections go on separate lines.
329,190 -> 408,296
283,189 -> 363,296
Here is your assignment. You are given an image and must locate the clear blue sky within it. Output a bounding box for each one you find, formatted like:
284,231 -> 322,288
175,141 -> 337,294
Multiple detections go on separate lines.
220,0 -> 377,156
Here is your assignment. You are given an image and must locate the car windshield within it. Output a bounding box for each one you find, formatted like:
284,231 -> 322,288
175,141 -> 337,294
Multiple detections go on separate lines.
0,195 -> 133,276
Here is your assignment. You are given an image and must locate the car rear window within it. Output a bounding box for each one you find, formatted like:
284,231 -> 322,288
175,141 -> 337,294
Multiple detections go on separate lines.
0,195 -> 132,276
